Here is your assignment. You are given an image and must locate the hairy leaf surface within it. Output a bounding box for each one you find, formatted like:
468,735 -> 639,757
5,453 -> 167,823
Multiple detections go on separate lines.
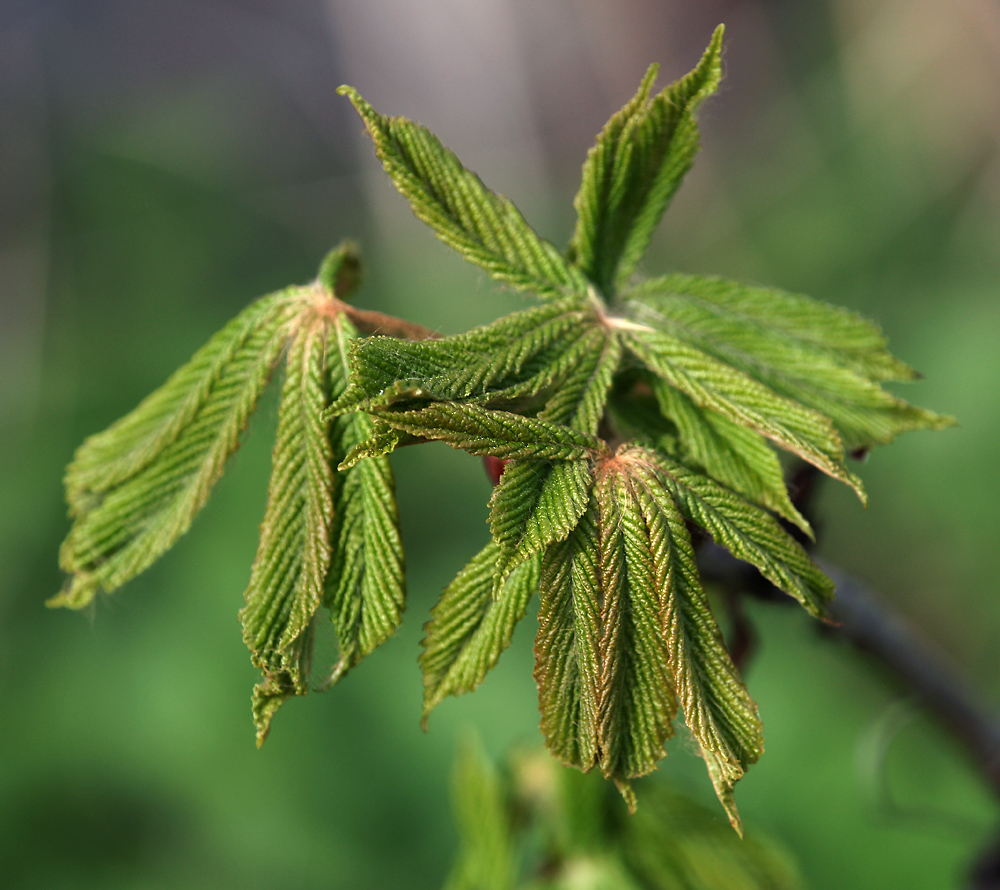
325,317 -> 406,687
652,454 -> 833,617
340,87 -> 587,300
535,499 -> 602,772
569,26 -> 723,295
623,449 -> 763,833
593,467 -> 677,803
490,459 -> 593,592
622,328 -> 865,500
421,541 -> 539,722
334,298 -> 591,415
626,275 -> 953,449
652,379 -> 810,533
367,402 -> 607,461
241,314 -> 337,743
56,291 -> 302,608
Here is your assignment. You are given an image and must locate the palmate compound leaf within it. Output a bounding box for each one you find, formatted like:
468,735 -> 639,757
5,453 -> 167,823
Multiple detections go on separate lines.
240,293 -> 404,742
568,25 -> 724,297
534,446 -> 763,831
625,274 -> 954,450
55,289 -> 304,608
339,87 -> 588,301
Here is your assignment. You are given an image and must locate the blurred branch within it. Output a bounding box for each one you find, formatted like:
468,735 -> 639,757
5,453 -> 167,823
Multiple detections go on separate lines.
699,544 -> 1000,797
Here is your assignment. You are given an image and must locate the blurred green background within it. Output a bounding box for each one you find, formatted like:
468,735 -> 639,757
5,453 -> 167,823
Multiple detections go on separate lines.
2,1 -> 998,887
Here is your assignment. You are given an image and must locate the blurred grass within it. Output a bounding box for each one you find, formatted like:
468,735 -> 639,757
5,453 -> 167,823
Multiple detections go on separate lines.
2,3 -> 998,888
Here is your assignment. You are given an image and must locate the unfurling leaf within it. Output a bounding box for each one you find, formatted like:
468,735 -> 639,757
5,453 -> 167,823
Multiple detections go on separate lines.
533,449 -> 762,828
622,327 -> 867,501
625,274 -> 954,450
421,541 -> 539,723
339,86 -> 588,301
241,314 -> 337,743
332,297 -> 593,416
620,448 -> 763,833
56,289 -> 303,609
324,317 -> 405,688
652,454 -> 832,616
568,25 -> 724,295
369,402 -> 607,462
651,380 -> 811,534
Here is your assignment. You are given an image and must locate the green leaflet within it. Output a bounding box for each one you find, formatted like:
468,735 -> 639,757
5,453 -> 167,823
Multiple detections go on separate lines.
324,316 -> 406,688
421,541 -> 539,723
651,453 -> 833,618
626,275 -> 954,449
652,379 -> 811,534
332,298 -> 591,415
622,327 -> 866,501
594,468 -> 678,801
367,402 -> 607,461
623,449 -> 763,835
568,26 -> 724,296
339,87 -> 588,301
535,500 -> 602,773
631,273 -> 916,381
240,315 -> 337,744
55,290 -> 302,608
490,459 -> 594,593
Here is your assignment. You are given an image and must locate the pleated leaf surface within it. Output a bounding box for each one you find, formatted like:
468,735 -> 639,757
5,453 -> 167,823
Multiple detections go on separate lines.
568,26 -> 724,295
340,86 -> 587,301
625,274 -> 953,450
324,316 -> 406,688
421,540 -> 539,722
56,290 -> 302,608
240,312 -> 338,742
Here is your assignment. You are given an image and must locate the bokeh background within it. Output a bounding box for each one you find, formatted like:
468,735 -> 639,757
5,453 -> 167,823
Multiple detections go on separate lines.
2,1 -> 998,887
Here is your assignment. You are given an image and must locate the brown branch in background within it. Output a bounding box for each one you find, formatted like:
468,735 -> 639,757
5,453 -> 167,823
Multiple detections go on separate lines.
698,543 -> 1000,798
821,562 -> 1000,797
